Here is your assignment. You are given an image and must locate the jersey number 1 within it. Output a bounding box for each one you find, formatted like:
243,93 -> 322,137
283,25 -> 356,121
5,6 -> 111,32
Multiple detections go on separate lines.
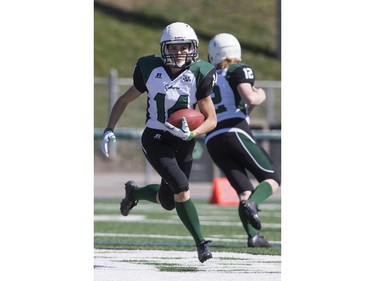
154,93 -> 188,123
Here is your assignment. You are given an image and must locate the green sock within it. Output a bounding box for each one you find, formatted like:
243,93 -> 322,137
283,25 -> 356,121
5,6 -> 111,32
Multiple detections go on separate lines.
238,203 -> 258,237
175,199 -> 204,245
132,184 -> 159,203
250,181 -> 273,205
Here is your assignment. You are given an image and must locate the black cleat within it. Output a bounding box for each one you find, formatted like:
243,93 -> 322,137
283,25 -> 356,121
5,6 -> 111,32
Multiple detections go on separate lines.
248,234 -> 272,248
240,200 -> 261,230
120,181 -> 138,216
196,240 -> 212,263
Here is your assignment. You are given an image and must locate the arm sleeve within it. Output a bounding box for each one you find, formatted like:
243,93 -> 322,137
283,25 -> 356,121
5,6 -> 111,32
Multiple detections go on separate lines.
196,68 -> 216,100
133,63 -> 148,93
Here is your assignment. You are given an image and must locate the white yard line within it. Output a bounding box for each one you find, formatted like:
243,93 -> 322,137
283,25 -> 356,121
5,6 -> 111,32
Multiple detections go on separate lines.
93,215 -> 281,228
94,232 -> 281,244
94,249 -> 281,281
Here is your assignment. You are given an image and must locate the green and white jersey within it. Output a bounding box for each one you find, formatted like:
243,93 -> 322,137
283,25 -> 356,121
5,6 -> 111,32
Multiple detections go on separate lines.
211,63 -> 255,123
133,55 -> 216,131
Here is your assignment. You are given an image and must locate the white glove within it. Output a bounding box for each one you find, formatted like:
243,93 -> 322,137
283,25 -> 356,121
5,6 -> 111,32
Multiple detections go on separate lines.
101,129 -> 116,157
164,117 -> 194,141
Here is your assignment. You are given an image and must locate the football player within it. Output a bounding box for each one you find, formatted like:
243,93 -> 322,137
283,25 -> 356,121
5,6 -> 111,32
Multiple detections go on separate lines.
205,33 -> 281,247
101,22 -> 217,263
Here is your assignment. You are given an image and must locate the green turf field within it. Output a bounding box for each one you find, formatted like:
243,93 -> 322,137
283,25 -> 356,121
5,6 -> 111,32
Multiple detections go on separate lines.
94,198 -> 281,256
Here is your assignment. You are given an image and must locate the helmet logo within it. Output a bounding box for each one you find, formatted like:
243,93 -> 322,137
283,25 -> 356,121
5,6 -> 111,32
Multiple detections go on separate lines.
173,36 -> 185,40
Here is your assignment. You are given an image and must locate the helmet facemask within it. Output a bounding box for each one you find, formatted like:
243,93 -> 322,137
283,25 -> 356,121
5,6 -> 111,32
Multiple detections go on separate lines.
161,40 -> 198,68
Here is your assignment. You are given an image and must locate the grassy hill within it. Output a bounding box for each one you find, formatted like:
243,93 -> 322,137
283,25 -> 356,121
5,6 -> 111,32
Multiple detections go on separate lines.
93,0 -> 281,171
94,0 -> 281,80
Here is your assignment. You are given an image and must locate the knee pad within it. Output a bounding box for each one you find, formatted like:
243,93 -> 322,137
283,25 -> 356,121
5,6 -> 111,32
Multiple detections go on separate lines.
160,199 -> 175,211
158,184 -> 176,211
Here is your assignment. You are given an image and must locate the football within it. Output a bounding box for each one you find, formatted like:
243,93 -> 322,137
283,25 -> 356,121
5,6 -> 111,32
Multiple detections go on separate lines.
167,108 -> 205,130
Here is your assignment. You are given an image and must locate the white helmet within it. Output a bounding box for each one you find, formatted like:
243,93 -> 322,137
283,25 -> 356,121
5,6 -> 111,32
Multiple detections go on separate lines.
208,33 -> 241,66
160,22 -> 199,67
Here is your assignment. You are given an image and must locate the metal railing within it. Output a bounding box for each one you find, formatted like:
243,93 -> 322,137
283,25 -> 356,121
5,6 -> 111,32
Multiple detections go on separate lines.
94,68 -> 281,126
94,69 -> 281,184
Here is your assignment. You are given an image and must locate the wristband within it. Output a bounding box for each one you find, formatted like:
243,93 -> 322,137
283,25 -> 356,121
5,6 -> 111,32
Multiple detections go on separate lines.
187,132 -> 195,141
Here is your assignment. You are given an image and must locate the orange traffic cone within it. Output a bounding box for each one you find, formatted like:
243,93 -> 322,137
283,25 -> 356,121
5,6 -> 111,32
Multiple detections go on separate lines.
210,177 -> 239,206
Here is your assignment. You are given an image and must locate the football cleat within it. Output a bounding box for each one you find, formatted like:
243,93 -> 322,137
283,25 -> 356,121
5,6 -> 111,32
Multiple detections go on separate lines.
120,181 -> 138,216
240,200 -> 261,230
196,240 -> 212,263
248,234 -> 272,248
